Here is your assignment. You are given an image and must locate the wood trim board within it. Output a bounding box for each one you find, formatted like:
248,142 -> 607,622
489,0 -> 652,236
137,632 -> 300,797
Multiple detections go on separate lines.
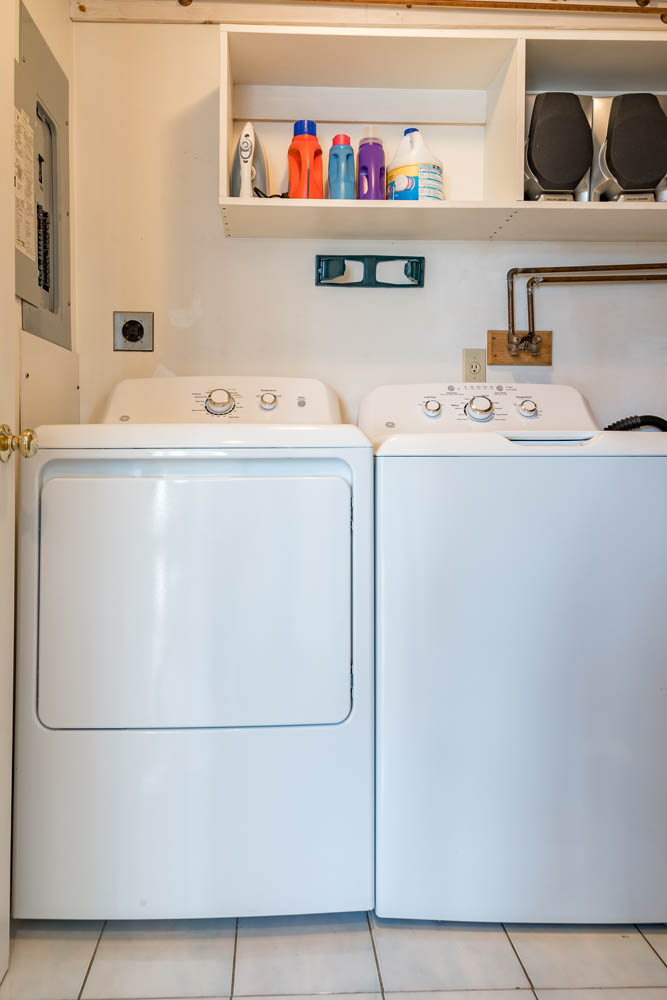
70,1 -> 667,30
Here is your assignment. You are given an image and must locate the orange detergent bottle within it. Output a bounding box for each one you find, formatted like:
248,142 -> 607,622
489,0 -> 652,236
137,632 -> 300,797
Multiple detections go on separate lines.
288,120 -> 323,199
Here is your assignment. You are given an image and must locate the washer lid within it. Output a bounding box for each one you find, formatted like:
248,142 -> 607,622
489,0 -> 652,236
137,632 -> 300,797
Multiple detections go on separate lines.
375,432 -> 667,457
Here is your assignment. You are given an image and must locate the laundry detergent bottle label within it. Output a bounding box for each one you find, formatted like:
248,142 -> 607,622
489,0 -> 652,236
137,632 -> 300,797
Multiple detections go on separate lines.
387,162 -> 444,200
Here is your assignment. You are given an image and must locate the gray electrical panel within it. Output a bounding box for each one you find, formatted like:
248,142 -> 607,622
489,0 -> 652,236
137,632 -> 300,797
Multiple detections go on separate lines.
14,2 -> 71,349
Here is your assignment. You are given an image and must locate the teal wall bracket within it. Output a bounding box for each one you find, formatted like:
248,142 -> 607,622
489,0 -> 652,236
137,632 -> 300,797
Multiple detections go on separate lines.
316,255 -> 425,288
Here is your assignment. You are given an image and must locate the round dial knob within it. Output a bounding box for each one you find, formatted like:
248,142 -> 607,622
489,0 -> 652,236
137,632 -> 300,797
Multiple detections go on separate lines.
260,392 -> 278,411
466,395 -> 494,421
424,399 -> 441,417
205,388 -> 235,415
519,398 -> 538,418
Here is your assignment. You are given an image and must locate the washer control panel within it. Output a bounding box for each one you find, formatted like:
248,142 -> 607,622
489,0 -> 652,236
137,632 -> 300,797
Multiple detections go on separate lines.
358,383 -> 598,443
102,376 -> 341,424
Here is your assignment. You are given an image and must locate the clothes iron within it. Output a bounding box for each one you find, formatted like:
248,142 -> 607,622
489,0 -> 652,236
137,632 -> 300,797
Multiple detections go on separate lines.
230,122 -> 268,197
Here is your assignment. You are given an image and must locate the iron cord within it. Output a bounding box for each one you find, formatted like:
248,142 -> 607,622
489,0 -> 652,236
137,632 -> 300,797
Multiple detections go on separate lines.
253,187 -> 289,198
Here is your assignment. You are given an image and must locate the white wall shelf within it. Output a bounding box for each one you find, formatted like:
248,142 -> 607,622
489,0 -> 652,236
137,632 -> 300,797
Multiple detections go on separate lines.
219,25 -> 667,242
220,198 -> 667,241
499,202 -> 667,242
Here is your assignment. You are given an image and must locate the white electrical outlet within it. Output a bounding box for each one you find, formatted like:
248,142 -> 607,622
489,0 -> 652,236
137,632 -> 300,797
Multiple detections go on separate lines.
463,348 -> 486,382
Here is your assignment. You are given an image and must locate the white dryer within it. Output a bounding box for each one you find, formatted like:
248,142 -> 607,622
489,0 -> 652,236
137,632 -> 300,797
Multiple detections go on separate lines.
14,375 -> 373,919
359,382 -> 667,923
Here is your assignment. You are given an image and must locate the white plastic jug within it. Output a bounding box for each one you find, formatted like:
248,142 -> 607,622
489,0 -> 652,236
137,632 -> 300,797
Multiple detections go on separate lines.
387,128 -> 444,201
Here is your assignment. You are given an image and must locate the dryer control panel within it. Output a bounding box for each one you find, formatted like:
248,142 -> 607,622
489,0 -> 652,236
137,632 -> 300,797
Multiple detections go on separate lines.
102,376 -> 341,424
358,382 -> 598,443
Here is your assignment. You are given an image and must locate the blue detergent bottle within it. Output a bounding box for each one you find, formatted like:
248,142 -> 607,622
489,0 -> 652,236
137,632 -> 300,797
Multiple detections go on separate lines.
328,133 -> 355,199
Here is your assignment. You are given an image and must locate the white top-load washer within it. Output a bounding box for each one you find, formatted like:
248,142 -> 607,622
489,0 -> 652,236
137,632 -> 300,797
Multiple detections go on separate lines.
14,376 -> 373,919
359,381 -> 667,923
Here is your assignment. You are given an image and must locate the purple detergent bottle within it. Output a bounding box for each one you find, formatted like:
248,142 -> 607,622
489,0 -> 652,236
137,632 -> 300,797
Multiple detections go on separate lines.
358,127 -> 385,200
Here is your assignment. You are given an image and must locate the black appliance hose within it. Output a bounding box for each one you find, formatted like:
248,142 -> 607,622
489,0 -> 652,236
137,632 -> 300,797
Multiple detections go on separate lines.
604,415 -> 667,431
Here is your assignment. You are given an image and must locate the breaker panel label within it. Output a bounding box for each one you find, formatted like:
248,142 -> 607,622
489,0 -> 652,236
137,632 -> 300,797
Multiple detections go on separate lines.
14,107 -> 36,262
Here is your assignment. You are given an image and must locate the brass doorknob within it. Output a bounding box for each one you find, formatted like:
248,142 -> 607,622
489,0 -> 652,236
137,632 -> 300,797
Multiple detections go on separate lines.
0,425 -> 38,463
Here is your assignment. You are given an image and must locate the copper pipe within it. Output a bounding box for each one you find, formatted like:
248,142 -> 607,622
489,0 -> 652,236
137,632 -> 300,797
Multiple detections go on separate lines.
507,263 -> 667,354
526,270 -> 667,343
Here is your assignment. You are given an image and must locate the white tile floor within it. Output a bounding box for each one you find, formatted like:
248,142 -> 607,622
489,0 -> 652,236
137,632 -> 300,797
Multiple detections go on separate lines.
1,914 -> 667,1000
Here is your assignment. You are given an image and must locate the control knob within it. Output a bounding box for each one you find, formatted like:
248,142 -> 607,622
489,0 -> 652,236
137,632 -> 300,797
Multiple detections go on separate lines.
466,395 -> 494,421
260,392 -> 278,410
519,398 -> 538,418
205,388 -> 235,415
423,399 -> 441,417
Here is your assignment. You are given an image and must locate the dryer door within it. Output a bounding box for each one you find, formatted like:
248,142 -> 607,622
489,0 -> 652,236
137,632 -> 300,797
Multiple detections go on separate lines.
38,471 -> 352,729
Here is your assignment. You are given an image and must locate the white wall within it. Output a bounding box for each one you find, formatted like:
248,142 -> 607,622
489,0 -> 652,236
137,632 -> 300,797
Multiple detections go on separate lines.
74,23 -> 667,428
18,0 -> 79,428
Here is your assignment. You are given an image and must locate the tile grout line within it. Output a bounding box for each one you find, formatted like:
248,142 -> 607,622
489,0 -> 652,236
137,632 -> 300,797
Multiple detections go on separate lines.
233,991 -> 534,997
231,992 -> 534,997
502,924 -> 537,997
636,924 -> 667,971
76,919 -> 106,1000
230,916 -> 240,999
367,910 -> 386,1000
159,989 -> 667,1000
383,992 -> 532,996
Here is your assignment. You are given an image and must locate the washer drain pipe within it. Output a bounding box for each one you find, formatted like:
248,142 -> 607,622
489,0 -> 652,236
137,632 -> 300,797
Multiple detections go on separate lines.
605,415 -> 667,431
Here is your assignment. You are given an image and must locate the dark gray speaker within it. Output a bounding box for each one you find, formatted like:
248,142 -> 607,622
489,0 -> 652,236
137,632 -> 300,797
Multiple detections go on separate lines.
591,94 -> 667,201
524,93 -> 593,201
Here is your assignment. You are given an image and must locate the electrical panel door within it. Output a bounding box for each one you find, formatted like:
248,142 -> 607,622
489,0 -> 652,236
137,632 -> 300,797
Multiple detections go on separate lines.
14,2 -> 71,349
